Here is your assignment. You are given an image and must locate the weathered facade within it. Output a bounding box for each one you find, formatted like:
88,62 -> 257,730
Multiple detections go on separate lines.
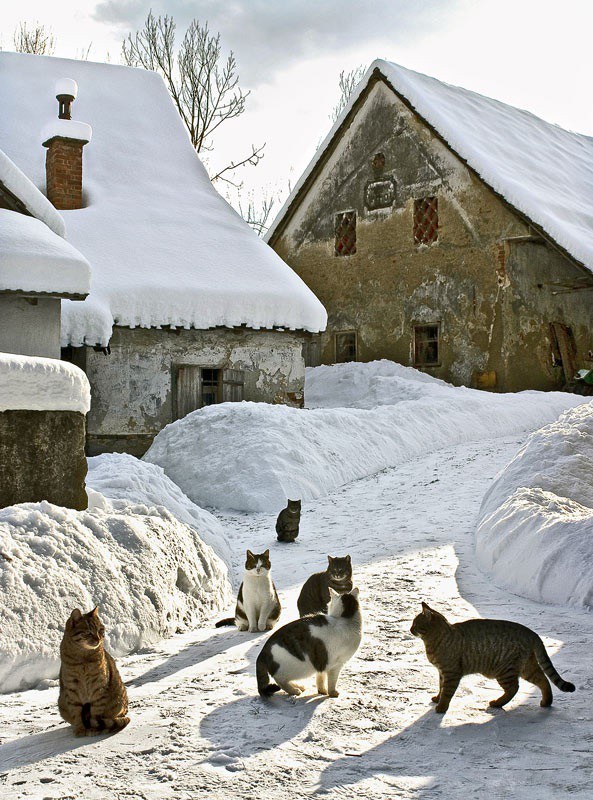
267,69 -> 593,392
70,326 -> 311,456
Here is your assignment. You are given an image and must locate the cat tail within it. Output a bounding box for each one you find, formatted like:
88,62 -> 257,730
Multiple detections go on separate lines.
256,650 -> 281,697
534,639 -> 576,692
215,617 -> 236,628
81,703 -> 130,733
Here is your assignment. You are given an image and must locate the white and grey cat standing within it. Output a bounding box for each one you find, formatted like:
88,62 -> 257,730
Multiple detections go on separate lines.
216,550 -> 281,633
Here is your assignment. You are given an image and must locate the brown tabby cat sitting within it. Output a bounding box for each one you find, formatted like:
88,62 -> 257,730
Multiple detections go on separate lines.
297,555 -> 353,616
411,602 -> 575,714
58,607 -> 129,736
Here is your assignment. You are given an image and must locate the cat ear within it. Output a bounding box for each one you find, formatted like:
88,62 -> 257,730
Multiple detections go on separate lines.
263,549 -> 270,558
328,587 -> 338,599
346,555 -> 352,563
246,550 -> 254,559
90,606 -> 99,617
421,602 -> 432,618
70,608 -> 82,622
327,555 -> 333,563
351,587 -> 359,598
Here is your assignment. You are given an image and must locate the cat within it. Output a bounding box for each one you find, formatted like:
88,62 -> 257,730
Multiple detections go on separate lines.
215,549 -> 281,632
297,555 -> 353,617
410,602 -> 576,714
58,607 -> 129,736
257,587 -> 362,697
276,499 -> 301,542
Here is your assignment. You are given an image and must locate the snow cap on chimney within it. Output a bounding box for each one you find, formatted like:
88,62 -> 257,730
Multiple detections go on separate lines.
55,78 -> 78,119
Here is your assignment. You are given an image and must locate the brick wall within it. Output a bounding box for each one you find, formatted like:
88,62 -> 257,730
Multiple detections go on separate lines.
44,137 -> 85,210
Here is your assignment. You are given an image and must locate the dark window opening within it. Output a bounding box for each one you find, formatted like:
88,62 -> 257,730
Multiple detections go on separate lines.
335,331 -> 357,363
414,197 -> 438,245
414,324 -> 440,366
201,368 -> 220,406
174,365 -> 244,420
335,211 -> 357,256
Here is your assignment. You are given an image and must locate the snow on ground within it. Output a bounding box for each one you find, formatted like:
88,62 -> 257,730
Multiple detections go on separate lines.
476,401 -> 593,610
0,496 -> 231,695
144,361 -> 585,512
1,433 -> 591,799
0,353 -> 90,413
86,453 -> 232,569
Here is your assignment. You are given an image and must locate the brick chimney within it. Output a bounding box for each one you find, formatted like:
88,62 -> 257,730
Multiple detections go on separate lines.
42,79 -> 92,210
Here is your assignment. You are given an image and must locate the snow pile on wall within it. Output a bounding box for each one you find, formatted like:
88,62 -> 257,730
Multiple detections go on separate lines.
144,361 -> 586,512
0,353 -> 90,413
86,453 -> 231,569
0,52 -> 327,346
0,209 -> 90,296
476,401 -> 593,609
0,498 -> 232,693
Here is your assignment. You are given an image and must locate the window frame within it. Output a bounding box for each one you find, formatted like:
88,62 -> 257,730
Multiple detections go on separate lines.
334,330 -> 358,364
413,323 -> 441,368
413,196 -> 439,246
334,210 -> 357,257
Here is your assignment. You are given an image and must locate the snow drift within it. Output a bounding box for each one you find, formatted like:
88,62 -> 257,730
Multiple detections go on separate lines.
144,361 -> 586,512
0,493 -> 231,694
476,401 -> 593,610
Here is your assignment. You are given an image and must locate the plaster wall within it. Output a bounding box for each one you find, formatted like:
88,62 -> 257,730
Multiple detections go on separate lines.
0,295 -> 61,358
273,79 -> 593,391
79,326 -> 308,455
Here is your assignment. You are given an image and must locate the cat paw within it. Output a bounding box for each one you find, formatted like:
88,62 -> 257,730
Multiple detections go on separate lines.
435,705 -> 448,714
431,695 -> 440,704
328,690 -> 340,698
248,626 -> 257,633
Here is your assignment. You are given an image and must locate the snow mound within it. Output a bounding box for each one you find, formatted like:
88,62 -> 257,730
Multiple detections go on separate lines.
0,499 -> 231,694
0,353 -> 90,413
86,453 -> 231,568
144,363 -> 586,512
476,401 -> 593,609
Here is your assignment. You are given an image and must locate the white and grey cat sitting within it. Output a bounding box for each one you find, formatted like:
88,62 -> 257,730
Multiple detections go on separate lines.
276,499 -> 301,542
257,587 -> 362,698
297,555 -> 353,616
216,549 -> 281,633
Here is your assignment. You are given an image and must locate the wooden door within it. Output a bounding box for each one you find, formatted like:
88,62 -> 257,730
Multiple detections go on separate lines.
174,365 -> 201,420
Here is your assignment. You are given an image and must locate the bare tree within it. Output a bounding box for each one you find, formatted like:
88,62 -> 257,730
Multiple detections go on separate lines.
13,22 -> 55,55
236,190 -> 278,237
330,65 -> 367,123
122,12 -> 264,185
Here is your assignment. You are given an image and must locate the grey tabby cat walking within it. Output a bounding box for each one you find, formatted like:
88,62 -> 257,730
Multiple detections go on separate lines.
58,607 -> 129,736
297,555 -> 353,616
276,499 -> 301,542
411,602 -> 575,714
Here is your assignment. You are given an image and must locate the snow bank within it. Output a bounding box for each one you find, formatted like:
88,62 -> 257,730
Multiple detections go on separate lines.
0,498 -> 232,693
476,401 -> 593,609
144,361 -> 586,512
86,453 -> 231,569
0,209 -> 90,296
267,59 -> 593,275
0,147 -> 65,237
0,353 -> 90,413
0,53 -> 326,347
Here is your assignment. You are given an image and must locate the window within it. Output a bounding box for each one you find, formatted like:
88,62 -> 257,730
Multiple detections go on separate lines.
335,211 -> 357,256
174,366 -> 244,419
335,331 -> 357,363
414,197 -> 438,245
414,324 -> 440,367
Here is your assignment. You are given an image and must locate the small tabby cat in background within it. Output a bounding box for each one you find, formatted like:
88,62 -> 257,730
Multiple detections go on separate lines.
276,499 -> 301,542
297,555 -> 353,617
59,607 -> 129,736
216,549 -> 281,632
257,587 -> 363,698
411,602 -> 575,714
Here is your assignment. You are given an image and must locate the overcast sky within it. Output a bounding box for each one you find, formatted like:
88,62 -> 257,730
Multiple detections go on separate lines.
3,1 -> 593,218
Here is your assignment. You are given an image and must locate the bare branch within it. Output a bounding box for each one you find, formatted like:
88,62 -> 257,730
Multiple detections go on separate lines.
330,65 -> 367,123
210,143 -> 265,184
13,22 -> 55,55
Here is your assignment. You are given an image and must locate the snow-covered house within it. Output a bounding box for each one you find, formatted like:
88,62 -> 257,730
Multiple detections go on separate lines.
0,52 -> 326,455
266,60 -> 593,392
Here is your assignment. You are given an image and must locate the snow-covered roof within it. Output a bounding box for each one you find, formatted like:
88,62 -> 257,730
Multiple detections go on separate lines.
266,60 -> 593,274
0,147 -> 65,237
0,52 -> 327,346
0,208 -> 90,296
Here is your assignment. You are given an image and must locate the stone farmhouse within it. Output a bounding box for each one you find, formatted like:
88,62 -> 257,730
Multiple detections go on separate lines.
266,60 -> 593,392
0,52 -> 326,455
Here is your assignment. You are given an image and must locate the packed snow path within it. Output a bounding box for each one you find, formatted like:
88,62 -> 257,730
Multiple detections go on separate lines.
1,434 -> 591,799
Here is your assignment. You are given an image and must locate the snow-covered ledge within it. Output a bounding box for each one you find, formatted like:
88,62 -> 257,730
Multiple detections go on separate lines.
0,354 -> 90,510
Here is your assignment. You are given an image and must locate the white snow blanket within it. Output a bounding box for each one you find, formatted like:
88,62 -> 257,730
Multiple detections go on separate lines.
0,209 -> 90,296
86,453 -> 231,569
0,353 -> 90,413
476,401 -> 593,610
0,52 -> 327,347
0,496 -> 231,694
144,360 -> 586,512
267,59 -> 593,274
0,147 -> 64,237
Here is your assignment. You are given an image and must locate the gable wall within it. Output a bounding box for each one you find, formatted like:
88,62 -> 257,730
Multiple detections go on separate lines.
272,80 -> 593,391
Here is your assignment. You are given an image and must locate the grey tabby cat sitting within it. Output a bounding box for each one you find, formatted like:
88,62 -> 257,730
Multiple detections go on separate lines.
276,499 -> 301,542
411,602 -> 575,714
297,555 -> 353,616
